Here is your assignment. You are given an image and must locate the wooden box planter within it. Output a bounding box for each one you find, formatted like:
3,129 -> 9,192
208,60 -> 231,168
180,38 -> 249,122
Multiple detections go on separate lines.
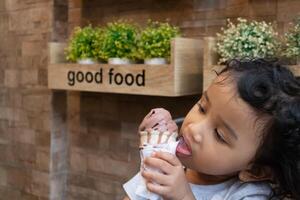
203,37 -> 300,92
48,38 -> 203,96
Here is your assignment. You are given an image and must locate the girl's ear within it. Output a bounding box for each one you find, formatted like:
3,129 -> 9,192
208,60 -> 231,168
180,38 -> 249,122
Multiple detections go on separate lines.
238,165 -> 273,182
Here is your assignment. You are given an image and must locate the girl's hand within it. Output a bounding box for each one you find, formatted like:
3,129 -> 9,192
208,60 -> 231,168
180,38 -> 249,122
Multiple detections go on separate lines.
141,152 -> 195,200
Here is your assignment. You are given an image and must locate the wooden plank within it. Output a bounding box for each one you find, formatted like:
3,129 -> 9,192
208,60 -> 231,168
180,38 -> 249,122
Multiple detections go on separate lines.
48,63 -> 176,96
49,42 -> 67,64
173,37 -> 203,96
203,37 -> 219,91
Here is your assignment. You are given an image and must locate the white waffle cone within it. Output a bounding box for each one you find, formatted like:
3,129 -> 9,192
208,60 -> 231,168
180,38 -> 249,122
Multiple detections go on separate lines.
139,131 -> 148,148
149,130 -> 160,144
168,132 -> 178,143
160,131 -> 170,143
139,130 -> 178,149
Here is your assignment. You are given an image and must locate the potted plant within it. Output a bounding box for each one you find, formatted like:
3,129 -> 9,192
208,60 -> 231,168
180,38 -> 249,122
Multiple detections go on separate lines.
282,17 -> 300,64
65,25 -> 104,64
101,20 -> 139,64
138,21 -> 181,65
216,18 -> 280,63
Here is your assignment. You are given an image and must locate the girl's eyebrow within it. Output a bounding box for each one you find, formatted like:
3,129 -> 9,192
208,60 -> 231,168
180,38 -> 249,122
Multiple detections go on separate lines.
203,91 -> 210,104
205,90 -> 238,140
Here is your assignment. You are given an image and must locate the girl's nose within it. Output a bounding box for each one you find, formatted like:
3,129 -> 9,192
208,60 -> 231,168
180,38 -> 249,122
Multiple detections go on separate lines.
187,122 -> 203,143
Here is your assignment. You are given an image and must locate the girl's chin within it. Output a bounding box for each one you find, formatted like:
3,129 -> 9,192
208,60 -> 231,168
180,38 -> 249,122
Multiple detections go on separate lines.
178,158 -> 210,175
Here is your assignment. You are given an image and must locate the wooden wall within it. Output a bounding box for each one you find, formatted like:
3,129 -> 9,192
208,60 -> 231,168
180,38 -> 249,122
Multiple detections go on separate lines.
0,0 -> 299,200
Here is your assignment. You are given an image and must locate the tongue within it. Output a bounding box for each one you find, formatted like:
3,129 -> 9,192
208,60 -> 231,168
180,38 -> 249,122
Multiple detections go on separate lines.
176,137 -> 192,157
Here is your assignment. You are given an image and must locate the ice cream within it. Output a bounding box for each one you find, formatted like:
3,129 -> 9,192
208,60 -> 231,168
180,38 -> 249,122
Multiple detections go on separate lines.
123,108 -> 186,200
138,108 -> 178,148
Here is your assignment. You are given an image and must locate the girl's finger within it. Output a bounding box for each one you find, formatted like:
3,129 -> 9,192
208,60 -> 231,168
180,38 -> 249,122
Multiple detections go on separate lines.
146,181 -> 168,196
141,170 -> 169,185
153,151 -> 182,166
144,157 -> 172,174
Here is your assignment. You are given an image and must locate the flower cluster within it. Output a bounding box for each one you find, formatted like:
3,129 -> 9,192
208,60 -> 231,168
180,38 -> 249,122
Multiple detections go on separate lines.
137,21 -> 180,59
65,25 -> 104,62
101,20 -> 139,60
283,17 -> 300,60
216,18 -> 279,63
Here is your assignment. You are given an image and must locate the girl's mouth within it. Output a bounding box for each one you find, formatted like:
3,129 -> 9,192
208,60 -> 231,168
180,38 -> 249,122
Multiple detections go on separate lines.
176,136 -> 192,157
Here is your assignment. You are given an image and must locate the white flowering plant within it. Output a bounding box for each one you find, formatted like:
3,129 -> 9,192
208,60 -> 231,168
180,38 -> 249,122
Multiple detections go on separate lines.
283,17 -> 300,61
216,18 -> 280,63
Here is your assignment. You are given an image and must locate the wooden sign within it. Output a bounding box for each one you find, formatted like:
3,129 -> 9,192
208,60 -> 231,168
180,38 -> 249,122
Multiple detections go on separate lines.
48,38 -> 204,96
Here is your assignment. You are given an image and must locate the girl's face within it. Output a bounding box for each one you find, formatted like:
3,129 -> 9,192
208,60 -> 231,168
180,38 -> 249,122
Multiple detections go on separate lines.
179,74 -> 265,177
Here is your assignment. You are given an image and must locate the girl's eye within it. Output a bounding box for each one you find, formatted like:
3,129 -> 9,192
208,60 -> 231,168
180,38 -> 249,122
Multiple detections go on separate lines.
214,129 -> 227,144
197,102 -> 205,113
197,102 -> 228,145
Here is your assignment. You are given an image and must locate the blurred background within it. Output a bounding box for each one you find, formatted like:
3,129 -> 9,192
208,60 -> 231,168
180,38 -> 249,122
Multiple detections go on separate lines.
0,0 -> 299,199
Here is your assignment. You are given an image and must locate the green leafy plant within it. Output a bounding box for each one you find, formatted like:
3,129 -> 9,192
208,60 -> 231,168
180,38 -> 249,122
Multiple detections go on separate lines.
283,17 -> 300,61
137,21 -> 181,60
216,18 -> 280,63
101,20 -> 139,60
65,25 -> 104,62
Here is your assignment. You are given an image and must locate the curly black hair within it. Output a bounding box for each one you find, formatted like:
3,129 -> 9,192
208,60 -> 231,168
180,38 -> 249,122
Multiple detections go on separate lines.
218,59 -> 300,200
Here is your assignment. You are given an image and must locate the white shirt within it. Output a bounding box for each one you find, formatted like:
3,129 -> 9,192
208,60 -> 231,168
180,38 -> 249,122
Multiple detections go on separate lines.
123,173 -> 272,200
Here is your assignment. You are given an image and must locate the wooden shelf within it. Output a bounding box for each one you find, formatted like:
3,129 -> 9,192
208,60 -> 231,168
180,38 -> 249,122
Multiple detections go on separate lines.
202,37 -> 300,91
48,38 -> 203,96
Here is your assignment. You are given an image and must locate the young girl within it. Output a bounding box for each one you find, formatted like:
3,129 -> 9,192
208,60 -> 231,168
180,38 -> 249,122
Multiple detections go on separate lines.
125,59 -> 300,200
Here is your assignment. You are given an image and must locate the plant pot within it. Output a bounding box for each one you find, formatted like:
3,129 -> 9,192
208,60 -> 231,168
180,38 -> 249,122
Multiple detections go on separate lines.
108,58 -> 134,65
77,58 -> 97,64
144,58 -> 168,65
